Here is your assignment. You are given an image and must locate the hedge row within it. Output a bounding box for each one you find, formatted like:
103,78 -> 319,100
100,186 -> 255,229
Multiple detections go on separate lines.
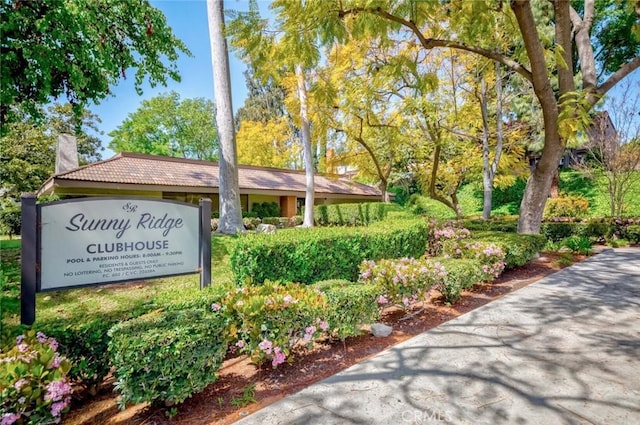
108,308 -> 228,407
230,217 -> 428,284
314,202 -> 403,227
471,231 -> 546,268
463,216 -> 640,244
541,219 -> 640,242
107,280 -> 383,407
463,217 -> 518,233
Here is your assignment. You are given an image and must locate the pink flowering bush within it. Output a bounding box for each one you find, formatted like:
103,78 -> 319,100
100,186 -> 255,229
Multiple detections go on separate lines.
216,282 -> 330,367
358,257 -> 446,309
441,240 -> 506,281
426,220 -> 472,256
1,330 -> 72,424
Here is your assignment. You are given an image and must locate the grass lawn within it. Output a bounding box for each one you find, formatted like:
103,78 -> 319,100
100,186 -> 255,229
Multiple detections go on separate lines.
0,235 -> 238,336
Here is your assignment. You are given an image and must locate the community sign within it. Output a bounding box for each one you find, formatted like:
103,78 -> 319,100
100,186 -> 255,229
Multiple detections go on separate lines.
21,196 -> 211,324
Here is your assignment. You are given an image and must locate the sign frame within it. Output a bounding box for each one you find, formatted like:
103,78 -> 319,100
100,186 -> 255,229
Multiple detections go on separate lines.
20,194 -> 212,325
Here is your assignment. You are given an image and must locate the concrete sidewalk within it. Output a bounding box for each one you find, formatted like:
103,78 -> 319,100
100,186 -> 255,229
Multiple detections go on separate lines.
236,248 -> 640,425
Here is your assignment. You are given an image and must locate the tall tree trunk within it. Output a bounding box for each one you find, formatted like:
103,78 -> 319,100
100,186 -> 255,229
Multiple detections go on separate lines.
296,64 -> 315,227
550,169 -> 560,198
480,62 -> 505,220
207,0 -> 244,234
512,0 -> 569,234
380,179 -> 389,202
480,74 -> 493,219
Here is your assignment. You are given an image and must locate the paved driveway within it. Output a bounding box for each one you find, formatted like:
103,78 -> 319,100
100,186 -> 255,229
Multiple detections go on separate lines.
236,248 -> 640,424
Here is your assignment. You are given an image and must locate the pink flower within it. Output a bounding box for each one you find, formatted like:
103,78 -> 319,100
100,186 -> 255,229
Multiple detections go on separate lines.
235,340 -> 245,348
211,303 -> 221,312
258,339 -> 273,354
283,294 -> 293,305
402,297 -> 410,306
17,343 -> 28,353
15,335 -> 25,344
236,300 -> 244,307
44,379 -> 72,402
50,353 -> 62,368
1,413 -> 20,425
318,320 -> 329,332
305,325 -> 316,336
36,331 -> 48,343
271,347 -> 286,367
14,379 -> 27,390
376,295 -> 388,305
49,339 -> 58,352
50,400 -> 68,417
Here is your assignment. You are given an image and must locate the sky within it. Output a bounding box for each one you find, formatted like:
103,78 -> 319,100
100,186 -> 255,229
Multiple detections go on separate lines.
90,0 -> 264,157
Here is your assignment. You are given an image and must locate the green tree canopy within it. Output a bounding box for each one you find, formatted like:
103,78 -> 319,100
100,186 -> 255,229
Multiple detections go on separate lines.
0,104 -> 104,201
108,91 -> 218,161
235,67 -> 287,125
273,0 -> 640,233
0,0 -> 190,132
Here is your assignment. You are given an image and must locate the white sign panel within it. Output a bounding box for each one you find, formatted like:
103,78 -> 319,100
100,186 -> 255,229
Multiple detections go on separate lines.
40,198 -> 200,290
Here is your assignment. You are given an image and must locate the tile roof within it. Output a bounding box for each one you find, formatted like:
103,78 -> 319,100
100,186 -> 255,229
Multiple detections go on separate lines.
48,152 -> 382,197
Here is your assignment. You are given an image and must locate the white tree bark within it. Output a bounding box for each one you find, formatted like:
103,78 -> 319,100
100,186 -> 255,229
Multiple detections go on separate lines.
207,0 -> 244,234
296,64 -> 315,227
481,62 -> 505,220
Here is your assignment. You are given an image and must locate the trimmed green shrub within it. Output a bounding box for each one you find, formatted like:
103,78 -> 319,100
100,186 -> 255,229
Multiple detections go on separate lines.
471,231 -> 546,268
251,202 -> 280,219
261,216 -> 303,228
35,308 -> 152,393
1,330 -> 73,424
230,217 -> 428,284
358,257 -> 445,309
216,282 -> 328,367
312,280 -> 380,340
462,217 -> 518,233
314,202 -> 403,227
541,217 -> 640,242
541,222 -> 587,242
543,196 -> 590,218
243,217 -> 262,230
625,225 -> 640,244
108,308 -> 228,407
436,258 -> 486,304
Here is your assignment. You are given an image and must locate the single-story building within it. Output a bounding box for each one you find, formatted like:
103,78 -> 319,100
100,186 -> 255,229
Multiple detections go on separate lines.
38,152 -> 384,217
